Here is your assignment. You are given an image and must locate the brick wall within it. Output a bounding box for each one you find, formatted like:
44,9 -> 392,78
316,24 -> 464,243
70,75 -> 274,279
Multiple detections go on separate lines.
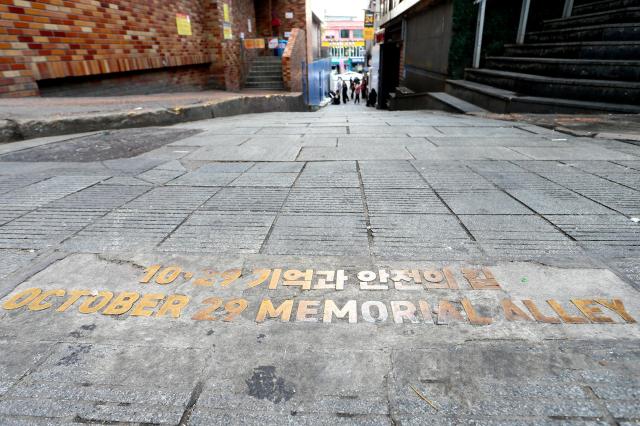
0,0 -> 265,97
255,0 -> 307,39
0,0 -> 223,97
281,28 -> 305,92
37,63 -> 213,96
214,0 -> 258,91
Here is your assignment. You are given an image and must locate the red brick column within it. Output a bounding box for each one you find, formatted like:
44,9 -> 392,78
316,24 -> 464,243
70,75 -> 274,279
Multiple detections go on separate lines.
282,28 -> 306,92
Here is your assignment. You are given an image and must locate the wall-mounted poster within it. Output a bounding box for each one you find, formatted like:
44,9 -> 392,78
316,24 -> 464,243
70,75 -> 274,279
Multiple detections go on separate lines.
364,10 -> 374,40
223,4 -> 231,22
364,27 -> 374,40
244,38 -> 265,49
176,13 -> 192,36
223,23 -> 233,39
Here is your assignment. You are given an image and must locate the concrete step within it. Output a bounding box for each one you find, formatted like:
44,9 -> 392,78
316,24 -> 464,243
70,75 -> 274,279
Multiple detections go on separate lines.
573,0 -> 640,16
485,56 -> 640,81
445,79 -> 640,114
527,22 -> 640,43
503,41 -> 640,59
246,77 -> 284,85
247,72 -> 283,79
250,65 -> 282,71
426,92 -> 488,113
542,7 -> 640,30
386,91 -> 487,112
252,57 -> 282,64
464,68 -> 640,104
244,82 -> 285,89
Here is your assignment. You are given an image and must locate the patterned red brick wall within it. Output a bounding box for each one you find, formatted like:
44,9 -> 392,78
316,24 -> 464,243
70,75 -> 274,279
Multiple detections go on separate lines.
37,63 -> 213,96
0,0 -> 224,97
255,0 -> 307,39
214,0 -> 258,91
0,0 -> 268,97
282,28 -> 305,92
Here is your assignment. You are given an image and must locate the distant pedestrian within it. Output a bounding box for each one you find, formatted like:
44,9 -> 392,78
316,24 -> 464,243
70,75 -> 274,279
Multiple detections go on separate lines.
367,88 -> 377,107
342,81 -> 349,104
354,83 -> 361,104
362,76 -> 368,101
349,79 -> 355,100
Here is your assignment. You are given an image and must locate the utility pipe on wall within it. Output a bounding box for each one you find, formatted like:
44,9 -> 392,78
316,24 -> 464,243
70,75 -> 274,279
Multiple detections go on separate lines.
472,0 -> 486,69
516,0 -> 531,45
563,0 -> 574,18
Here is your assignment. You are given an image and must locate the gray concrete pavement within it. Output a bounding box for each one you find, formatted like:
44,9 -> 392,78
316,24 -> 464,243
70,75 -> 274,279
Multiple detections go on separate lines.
0,104 -> 639,424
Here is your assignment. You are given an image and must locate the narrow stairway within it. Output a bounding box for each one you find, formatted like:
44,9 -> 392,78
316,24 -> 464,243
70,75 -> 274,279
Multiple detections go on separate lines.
445,0 -> 640,113
245,56 -> 284,90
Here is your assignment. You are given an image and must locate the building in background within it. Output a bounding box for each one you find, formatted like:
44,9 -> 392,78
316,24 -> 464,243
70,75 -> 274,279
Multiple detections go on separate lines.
322,15 -> 366,73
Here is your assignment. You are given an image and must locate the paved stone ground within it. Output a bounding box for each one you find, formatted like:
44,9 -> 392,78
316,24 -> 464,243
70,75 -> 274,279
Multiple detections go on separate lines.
0,104 -> 639,425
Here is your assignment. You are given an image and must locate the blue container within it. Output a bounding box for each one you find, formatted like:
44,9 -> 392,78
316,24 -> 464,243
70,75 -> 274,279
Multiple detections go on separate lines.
276,39 -> 288,56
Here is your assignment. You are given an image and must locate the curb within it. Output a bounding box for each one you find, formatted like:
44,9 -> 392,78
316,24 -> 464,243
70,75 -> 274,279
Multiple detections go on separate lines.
0,93 -> 307,143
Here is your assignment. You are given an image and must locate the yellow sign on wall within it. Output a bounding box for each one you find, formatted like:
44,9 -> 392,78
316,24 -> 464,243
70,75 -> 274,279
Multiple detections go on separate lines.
223,23 -> 233,40
176,13 -> 192,36
244,38 -> 266,49
364,27 -> 374,41
223,3 -> 231,22
323,40 -> 366,47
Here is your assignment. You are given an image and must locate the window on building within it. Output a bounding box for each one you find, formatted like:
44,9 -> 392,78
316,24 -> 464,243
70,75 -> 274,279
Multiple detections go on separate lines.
352,29 -> 363,38
340,29 -> 350,38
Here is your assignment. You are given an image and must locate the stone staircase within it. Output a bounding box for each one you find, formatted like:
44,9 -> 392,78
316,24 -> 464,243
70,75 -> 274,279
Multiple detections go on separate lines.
244,56 -> 284,90
442,0 -> 640,113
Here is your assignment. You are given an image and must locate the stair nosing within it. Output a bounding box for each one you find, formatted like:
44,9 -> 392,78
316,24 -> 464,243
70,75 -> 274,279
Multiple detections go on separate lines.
446,79 -> 640,112
467,68 -> 640,88
573,0 -> 640,12
428,92 -> 488,113
544,6 -> 640,23
504,40 -> 640,47
486,56 -> 640,65
527,21 -> 639,36
573,0 -> 639,11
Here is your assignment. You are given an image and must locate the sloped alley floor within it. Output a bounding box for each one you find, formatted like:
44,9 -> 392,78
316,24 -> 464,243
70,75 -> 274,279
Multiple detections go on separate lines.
0,104 -> 639,424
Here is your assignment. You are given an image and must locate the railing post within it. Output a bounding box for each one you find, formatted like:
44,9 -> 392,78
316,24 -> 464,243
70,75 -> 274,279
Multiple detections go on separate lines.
516,0 -> 531,45
472,0 -> 486,69
563,0 -> 574,18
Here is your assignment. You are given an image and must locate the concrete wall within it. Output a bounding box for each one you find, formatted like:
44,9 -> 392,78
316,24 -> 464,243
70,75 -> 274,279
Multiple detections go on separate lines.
402,0 -> 454,92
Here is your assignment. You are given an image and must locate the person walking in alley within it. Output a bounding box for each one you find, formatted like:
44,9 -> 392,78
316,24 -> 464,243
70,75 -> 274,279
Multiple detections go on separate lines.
336,78 -> 343,103
349,79 -> 355,100
342,81 -> 349,104
354,82 -> 362,104
362,76 -> 368,102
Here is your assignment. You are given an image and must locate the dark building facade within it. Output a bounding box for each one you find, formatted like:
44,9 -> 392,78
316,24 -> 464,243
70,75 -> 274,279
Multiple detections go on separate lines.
374,0 -> 640,112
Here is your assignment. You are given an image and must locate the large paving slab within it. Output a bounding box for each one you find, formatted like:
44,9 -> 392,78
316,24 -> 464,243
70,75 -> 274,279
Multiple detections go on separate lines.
0,106 -> 639,424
